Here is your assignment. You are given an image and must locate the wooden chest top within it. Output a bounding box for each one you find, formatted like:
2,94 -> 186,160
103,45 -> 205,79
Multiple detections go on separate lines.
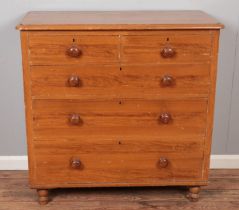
17,11 -> 223,31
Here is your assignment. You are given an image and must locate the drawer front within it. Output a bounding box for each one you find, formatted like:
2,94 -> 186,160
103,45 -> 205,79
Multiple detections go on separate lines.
121,33 -> 212,64
32,99 -> 208,138
31,64 -> 210,99
28,33 -> 119,65
119,64 -> 210,98
33,143 -> 204,185
31,65 -> 120,99
34,136 -> 204,153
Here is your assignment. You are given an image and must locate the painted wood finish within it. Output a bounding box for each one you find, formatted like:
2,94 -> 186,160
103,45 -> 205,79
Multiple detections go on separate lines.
31,64 -> 211,99
28,33 -> 119,65
33,150 -> 204,187
121,32 -> 212,64
32,99 -> 208,138
17,11 -> 223,204
28,31 -> 212,65
16,11 -> 223,30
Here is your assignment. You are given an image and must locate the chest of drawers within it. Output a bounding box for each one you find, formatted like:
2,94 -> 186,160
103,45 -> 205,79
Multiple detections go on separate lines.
17,11 -> 223,204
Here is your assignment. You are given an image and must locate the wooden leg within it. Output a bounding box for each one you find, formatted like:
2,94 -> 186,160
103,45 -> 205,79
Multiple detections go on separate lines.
186,186 -> 200,202
37,189 -> 49,205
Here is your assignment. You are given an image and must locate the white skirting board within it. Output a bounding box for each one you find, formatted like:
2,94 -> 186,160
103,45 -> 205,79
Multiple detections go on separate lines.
0,155 -> 239,170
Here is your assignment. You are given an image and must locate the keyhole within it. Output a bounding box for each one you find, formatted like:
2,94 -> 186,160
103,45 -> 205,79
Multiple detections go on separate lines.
166,37 -> 170,41
72,38 -> 76,42
118,141 -> 122,145
119,101 -> 122,105
120,67 -> 122,71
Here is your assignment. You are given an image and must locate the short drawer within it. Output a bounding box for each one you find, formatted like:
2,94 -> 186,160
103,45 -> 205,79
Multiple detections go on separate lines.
30,64 -> 210,99
121,32 -> 212,64
119,64 -> 210,98
28,32 -> 119,65
30,65 -> 120,99
33,142 -> 204,186
32,99 -> 208,138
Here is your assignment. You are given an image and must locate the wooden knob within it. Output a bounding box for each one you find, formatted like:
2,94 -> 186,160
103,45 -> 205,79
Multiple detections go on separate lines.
159,157 -> 169,168
66,45 -> 82,57
70,158 -> 81,169
69,114 -> 82,125
68,75 -> 80,87
161,46 -> 176,58
159,113 -> 172,124
161,75 -> 174,87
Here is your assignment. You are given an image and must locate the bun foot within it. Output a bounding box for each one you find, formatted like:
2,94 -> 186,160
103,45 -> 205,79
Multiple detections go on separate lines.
186,186 -> 200,202
37,189 -> 49,205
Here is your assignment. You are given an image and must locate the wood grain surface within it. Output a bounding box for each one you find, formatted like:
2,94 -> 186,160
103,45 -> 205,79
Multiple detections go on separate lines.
32,150 -> 204,187
121,32 -> 212,64
31,64 -> 210,99
28,31 -> 213,65
16,11 -> 224,31
32,99 -> 208,138
0,170 -> 238,210
28,33 -> 119,65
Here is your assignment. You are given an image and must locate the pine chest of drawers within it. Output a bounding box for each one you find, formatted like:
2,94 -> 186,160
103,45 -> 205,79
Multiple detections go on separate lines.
17,11 -> 223,204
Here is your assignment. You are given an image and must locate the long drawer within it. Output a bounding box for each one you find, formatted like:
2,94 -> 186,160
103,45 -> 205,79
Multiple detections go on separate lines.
32,99 -> 208,138
30,64 -> 210,99
33,141 -> 204,186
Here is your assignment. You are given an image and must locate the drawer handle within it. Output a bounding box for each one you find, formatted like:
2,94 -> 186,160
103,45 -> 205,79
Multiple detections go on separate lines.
161,75 -> 174,87
66,45 -> 82,57
161,46 -> 176,58
159,113 -> 172,124
159,157 -> 169,168
68,75 -> 80,87
69,114 -> 82,125
70,157 -> 82,169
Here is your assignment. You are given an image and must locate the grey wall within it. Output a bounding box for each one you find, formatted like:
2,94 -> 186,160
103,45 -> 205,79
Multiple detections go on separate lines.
0,0 -> 238,155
